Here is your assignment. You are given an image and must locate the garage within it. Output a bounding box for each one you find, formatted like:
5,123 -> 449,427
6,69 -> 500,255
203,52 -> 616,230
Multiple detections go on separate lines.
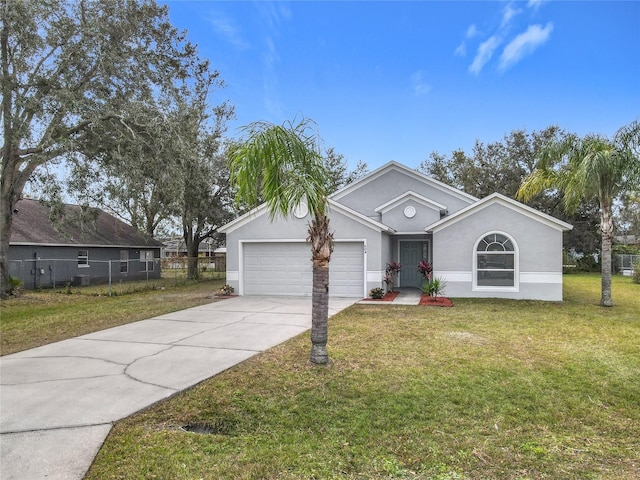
242,241 -> 364,297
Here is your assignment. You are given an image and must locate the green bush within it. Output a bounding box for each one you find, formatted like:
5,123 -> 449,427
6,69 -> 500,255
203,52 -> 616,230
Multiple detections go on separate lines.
369,287 -> 384,299
422,277 -> 447,299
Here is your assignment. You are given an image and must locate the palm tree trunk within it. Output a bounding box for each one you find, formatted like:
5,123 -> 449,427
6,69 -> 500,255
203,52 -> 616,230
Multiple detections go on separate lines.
308,214 -> 333,365
600,196 -> 614,307
310,261 -> 329,364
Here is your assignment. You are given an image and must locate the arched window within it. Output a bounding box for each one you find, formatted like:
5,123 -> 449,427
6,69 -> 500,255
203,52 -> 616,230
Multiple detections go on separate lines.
475,233 -> 517,289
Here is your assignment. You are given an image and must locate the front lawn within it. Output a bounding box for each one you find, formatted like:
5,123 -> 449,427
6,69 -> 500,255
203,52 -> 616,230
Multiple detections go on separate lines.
86,274 -> 639,479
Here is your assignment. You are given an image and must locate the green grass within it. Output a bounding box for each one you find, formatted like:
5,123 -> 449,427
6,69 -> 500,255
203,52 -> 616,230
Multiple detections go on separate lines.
85,274 -> 640,480
0,275 -> 226,355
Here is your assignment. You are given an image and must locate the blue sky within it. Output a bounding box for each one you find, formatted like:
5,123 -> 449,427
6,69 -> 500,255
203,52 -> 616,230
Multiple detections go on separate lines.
162,0 -> 640,171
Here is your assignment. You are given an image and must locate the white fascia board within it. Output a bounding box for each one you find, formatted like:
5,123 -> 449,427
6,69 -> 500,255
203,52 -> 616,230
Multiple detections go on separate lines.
426,193 -> 574,233
331,161 -> 478,204
217,203 -> 268,234
374,190 -> 447,214
329,199 -> 395,233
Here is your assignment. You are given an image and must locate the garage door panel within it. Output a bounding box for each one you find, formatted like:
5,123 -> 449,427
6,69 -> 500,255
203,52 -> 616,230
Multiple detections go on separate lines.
243,242 -> 363,297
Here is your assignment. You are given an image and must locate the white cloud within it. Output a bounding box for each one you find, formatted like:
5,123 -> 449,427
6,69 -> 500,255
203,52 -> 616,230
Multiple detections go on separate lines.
527,0 -> 550,11
411,71 -> 431,96
469,36 -> 501,75
208,12 -> 249,49
501,3 -> 522,28
499,22 -> 553,72
455,24 -> 479,57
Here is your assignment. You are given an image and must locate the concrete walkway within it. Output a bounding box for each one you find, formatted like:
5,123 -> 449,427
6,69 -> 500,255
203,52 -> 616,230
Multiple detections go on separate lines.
0,296 -> 357,480
358,288 -> 423,305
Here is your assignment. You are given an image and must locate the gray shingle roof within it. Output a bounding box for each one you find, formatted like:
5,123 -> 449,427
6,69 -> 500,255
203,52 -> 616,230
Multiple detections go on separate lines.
9,199 -> 162,248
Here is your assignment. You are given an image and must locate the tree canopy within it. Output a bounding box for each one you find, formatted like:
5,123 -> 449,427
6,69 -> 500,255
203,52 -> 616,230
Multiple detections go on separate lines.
0,0 -> 220,295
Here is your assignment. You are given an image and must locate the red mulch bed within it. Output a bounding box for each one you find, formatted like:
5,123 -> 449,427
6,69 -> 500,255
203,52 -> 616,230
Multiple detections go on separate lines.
365,291 -> 400,302
419,295 -> 454,307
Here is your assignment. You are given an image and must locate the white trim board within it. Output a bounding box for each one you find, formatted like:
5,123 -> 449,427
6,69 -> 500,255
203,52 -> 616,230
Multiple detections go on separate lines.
374,191 -> 447,214
434,271 -> 563,284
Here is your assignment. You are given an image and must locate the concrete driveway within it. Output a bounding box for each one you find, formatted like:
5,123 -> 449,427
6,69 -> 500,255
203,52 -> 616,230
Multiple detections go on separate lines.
0,296 -> 357,480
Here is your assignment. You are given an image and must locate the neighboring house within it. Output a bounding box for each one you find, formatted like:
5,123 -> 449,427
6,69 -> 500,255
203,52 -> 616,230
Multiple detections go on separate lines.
219,161 -> 573,301
8,199 -> 162,289
160,237 -> 226,271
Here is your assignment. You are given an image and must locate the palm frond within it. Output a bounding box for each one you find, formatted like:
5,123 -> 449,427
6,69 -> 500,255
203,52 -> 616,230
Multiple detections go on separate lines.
229,117 -> 329,220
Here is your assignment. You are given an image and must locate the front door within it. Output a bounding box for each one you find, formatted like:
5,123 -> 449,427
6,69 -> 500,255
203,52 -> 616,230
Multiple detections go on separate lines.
399,241 -> 429,288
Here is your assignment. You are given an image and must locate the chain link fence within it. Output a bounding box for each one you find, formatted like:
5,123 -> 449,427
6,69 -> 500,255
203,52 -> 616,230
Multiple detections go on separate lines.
8,256 -> 225,294
614,254 -> 639,276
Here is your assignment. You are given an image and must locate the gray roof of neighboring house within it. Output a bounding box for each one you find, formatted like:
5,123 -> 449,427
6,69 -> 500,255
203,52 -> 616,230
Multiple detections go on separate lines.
9,199 -> 162,248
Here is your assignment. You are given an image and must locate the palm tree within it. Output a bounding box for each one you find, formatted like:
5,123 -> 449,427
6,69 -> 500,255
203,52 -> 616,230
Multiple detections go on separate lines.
517,121 -> 640,307
229,118 -> 333,364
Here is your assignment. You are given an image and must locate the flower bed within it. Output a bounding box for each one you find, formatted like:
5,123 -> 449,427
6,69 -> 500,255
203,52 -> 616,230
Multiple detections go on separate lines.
419,295 -> 454,307
365,291 -> 400,302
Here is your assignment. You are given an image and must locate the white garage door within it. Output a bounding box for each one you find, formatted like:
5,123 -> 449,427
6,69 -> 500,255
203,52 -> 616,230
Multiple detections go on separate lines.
242,242 -> 364,297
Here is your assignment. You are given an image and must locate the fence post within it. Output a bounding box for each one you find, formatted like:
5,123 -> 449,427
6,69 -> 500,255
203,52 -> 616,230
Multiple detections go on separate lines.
108,260 -> 112,296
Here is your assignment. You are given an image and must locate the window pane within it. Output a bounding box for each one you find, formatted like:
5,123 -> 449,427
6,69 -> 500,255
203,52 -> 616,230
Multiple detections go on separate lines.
477,253 -> 514,269
478,271 -> 514,286
78,250 -> 88,266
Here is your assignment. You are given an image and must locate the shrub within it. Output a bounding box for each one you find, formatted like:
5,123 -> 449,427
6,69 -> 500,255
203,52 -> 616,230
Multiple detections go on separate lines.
6,276 -> 22,296
220,284 -> 235,295
422,277 -> 447,300
369,287 -> 384,299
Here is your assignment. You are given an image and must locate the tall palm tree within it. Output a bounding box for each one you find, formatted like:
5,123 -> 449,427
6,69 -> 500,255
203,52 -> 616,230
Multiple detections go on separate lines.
229,118 -> 333,364
517,121 -> 640,307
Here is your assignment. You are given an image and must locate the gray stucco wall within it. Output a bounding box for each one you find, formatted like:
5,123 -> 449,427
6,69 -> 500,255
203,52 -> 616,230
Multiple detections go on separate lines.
381,200 -> 441,232
432,203 -> 564,300
8,245 -> 161,289
336,169 -> 473,218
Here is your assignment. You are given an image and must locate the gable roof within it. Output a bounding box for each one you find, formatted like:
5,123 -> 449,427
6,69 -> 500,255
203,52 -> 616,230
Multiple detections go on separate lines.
9,199 -> 162,248
374,191 -> 447,214
331,161 -> 478,204
218,199 -> 395,234
425,193 -> 573,233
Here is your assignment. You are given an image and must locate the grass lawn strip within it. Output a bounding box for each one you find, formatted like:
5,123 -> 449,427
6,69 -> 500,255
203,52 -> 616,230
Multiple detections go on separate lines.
0,276 -> 226,355
85,274 -> 640,479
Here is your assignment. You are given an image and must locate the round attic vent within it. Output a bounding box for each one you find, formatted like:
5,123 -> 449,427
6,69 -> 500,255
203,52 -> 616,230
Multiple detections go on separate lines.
294,201 -> 308,219
404,205 -> 416,218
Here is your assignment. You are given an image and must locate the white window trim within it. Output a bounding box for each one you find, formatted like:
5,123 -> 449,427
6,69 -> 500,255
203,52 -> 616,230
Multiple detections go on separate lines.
120,250 -> 129,273
78,249 -> 89,268
472,231 -> 519,292
140,250 -> 155,272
